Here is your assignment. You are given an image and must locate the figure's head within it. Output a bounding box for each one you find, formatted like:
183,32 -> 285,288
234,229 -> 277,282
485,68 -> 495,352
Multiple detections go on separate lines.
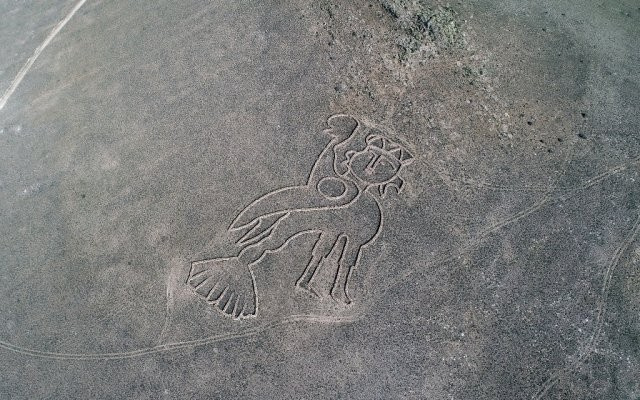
345,133 -> 414,195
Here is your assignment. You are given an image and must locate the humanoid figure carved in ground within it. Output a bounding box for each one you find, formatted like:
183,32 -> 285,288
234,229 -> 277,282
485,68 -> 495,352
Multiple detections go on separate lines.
187,114 -> 414,319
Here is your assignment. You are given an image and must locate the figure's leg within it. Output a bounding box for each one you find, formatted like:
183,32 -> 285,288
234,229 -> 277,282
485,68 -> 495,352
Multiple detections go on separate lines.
295,231 -> 340,295
330,239 -> 363,304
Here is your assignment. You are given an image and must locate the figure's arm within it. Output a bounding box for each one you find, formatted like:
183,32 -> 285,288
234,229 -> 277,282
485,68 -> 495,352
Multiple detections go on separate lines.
306,114 -> 358,186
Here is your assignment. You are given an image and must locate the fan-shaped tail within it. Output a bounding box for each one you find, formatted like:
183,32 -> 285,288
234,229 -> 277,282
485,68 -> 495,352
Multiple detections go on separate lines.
187,257 -> 257,319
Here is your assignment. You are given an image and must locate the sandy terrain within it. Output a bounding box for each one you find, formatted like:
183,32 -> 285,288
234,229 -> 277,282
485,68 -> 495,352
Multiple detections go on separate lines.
0,1 -> 638,398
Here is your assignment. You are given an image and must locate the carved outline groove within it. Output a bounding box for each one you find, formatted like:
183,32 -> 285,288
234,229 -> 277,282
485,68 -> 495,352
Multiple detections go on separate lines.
186,113 -> 415,319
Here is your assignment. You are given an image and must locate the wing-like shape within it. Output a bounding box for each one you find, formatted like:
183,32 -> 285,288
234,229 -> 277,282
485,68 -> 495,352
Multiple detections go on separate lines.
229,179 -> 359,232
235,212 -> 288,246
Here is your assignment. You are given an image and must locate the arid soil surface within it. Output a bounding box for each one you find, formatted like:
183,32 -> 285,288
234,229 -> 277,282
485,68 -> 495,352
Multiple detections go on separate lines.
1,1 -> 639,399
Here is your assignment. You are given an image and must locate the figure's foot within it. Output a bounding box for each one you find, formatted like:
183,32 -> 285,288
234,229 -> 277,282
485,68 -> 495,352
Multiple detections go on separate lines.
330,286 -> 352,305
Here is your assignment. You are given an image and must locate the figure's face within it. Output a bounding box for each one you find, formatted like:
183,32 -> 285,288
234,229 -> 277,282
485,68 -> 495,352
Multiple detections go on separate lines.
347,147 -> 401,186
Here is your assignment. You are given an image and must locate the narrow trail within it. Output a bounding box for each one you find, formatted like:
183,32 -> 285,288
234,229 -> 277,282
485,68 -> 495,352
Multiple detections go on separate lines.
0,314 -> 359,361
0,0 -> 88,111
0,156 -> 636,362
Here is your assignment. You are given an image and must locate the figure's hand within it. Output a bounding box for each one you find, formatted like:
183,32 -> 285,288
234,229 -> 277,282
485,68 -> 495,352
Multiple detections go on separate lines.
323,114 -> 358,142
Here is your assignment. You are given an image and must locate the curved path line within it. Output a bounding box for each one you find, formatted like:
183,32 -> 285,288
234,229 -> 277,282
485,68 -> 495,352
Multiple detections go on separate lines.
531,213 -> 640,400
0,314 -> 358,361
382,155 -> 639,295
0,0 -> 88,111
0,154 -> 636,362
440,156 -> 639,194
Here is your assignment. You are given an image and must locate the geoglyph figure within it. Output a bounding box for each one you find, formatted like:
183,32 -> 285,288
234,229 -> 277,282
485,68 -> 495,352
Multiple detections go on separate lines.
187,114 -> 414,319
